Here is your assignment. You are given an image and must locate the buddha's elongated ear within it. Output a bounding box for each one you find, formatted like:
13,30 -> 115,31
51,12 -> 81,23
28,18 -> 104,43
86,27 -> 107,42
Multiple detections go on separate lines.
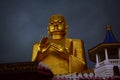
47,26 -> 50,37
65,25 -> 68,37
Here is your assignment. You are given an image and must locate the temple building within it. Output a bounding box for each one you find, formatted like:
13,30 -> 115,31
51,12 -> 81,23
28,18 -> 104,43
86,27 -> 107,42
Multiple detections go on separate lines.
88,25 -> 120,78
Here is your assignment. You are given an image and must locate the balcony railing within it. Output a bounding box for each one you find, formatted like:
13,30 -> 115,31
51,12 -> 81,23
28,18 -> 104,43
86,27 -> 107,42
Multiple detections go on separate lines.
97,59 -> 120,67
108,59 -> 120,64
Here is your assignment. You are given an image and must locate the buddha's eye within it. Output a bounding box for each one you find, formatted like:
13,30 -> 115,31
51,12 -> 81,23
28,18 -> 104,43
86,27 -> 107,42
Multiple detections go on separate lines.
50,22 -> 54,24
58,20 -> 62,23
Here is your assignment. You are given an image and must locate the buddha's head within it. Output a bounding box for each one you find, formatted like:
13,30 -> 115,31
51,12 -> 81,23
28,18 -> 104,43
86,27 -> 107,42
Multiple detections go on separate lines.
48,14 -> 68,37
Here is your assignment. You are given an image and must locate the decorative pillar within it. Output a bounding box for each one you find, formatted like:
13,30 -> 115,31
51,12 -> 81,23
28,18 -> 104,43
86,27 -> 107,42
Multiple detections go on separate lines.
118,48 -> 120,59
95,53 -> 99,67
105,48 -> 109,64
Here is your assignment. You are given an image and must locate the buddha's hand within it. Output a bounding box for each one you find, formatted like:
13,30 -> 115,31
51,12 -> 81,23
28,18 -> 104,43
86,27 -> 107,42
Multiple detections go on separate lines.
39,37 -> 50,53
50,42 -> 69,61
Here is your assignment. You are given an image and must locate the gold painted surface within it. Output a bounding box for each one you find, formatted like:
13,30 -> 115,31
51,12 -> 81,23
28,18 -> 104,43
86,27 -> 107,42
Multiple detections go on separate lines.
106,24 -> 111,31
32,14 -> 87,74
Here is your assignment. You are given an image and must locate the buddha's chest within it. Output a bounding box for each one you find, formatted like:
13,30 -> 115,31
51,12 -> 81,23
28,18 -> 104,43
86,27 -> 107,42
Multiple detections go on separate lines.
49,39 -> 72,52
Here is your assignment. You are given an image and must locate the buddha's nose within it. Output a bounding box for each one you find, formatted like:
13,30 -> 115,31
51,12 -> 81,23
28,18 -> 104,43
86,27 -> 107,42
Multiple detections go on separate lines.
54,23 -> 58,26
54,26 -> 58,30
53,23 -> 59,30
53,23 -> 58,30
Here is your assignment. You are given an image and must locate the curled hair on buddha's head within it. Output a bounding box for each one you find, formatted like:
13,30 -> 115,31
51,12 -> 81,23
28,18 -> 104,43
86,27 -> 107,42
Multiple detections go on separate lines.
49,14 -> 66,22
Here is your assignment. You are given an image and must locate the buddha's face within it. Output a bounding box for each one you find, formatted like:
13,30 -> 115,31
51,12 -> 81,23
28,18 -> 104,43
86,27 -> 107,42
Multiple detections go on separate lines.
48,15 -> 66,35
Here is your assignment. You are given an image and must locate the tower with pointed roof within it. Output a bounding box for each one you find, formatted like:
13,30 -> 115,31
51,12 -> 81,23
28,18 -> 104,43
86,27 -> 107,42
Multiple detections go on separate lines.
88,25 -> 120,78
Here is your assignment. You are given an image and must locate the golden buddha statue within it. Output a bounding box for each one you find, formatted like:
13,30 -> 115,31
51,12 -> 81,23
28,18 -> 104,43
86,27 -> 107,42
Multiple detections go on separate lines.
32,14 -> 87,74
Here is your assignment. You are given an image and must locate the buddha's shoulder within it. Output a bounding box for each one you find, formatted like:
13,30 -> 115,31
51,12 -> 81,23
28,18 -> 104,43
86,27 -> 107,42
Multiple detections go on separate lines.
65,38 -> 84,43
32,42 -> 40,47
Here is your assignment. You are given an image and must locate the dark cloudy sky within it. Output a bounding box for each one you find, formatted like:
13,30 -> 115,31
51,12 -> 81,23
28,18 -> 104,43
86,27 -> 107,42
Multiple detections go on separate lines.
0,0 -> 120,68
